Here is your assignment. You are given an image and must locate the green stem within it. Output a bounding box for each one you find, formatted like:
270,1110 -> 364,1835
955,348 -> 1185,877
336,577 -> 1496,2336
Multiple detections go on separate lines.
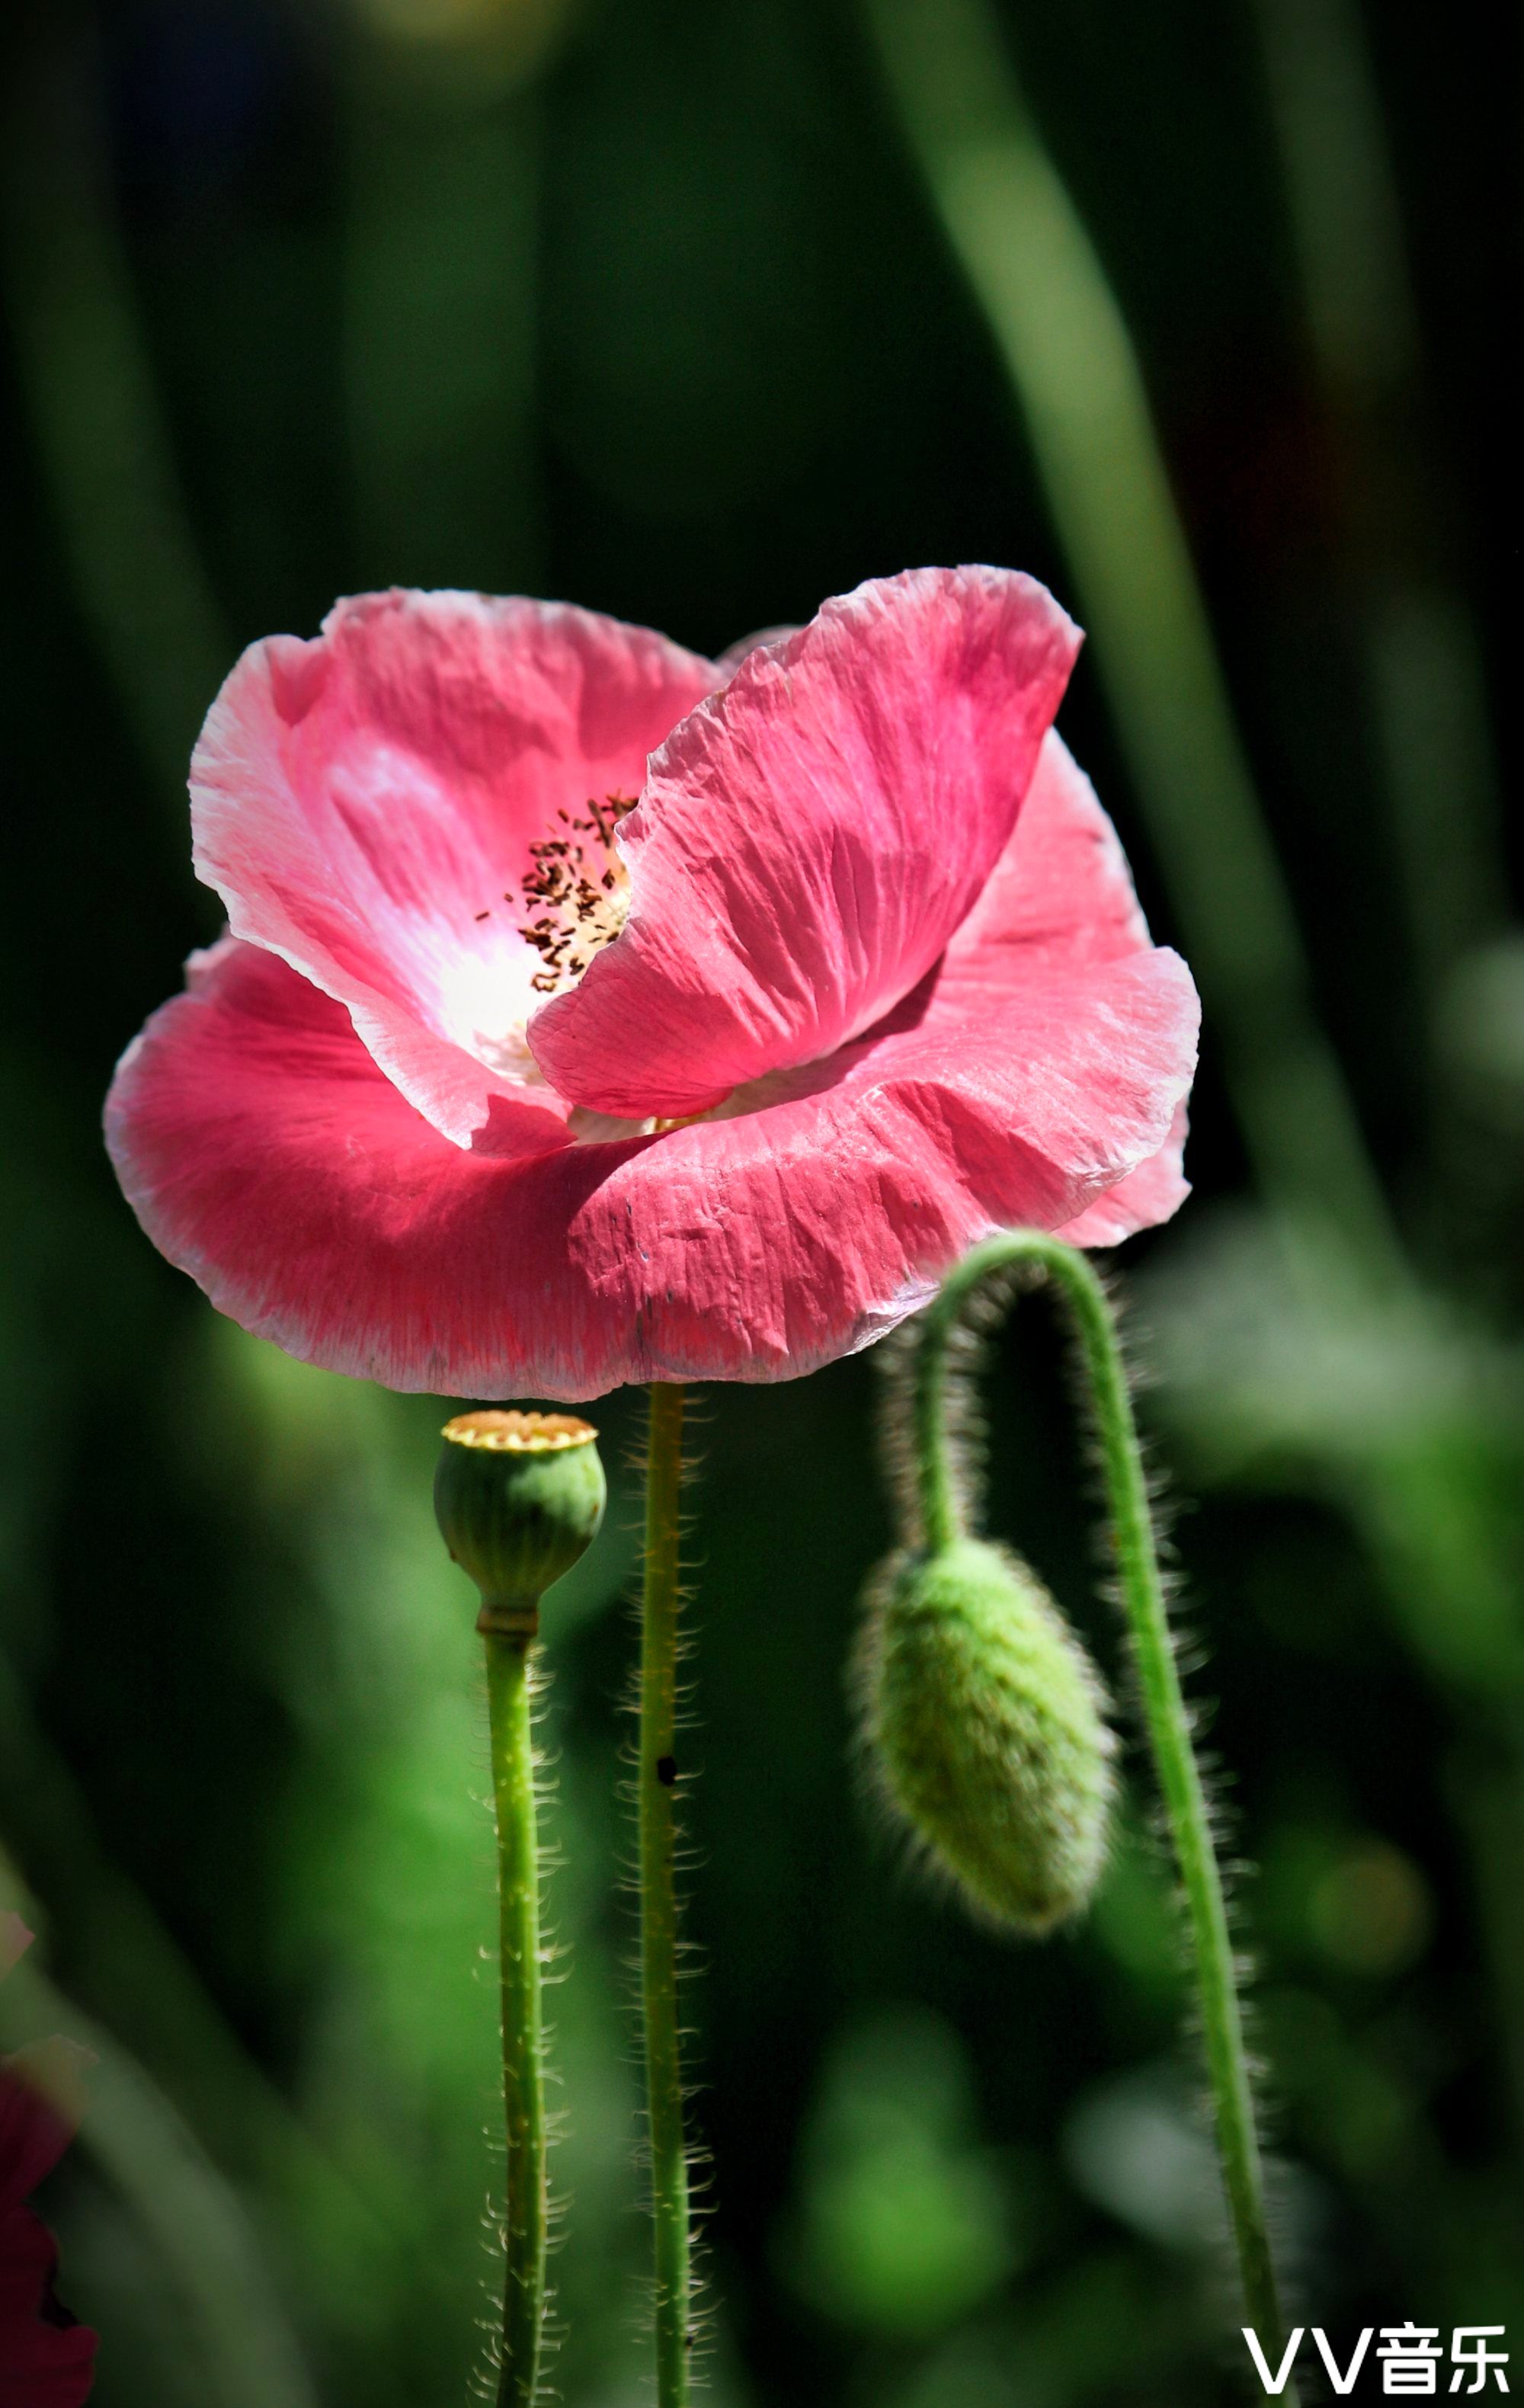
911,1276 -> 963,1558
917,1236 -> 1292,2376
483,1622 -> 547,2408
640,1383 -> 692,2407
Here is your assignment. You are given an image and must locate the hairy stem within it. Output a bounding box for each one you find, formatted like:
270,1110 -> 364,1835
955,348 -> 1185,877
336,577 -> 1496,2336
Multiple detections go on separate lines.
916,1235 -> 1292,2377
483,1627 -> 547,2408
640,1383 -> 692,2407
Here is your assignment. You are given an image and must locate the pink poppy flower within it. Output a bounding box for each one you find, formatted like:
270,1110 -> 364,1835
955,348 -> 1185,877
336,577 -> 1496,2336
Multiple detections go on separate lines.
1,1918 -> 97,2406
105,568 -> 1198,1398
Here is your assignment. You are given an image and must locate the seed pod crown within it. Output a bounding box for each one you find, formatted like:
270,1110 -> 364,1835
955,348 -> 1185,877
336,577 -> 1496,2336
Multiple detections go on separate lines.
434,1409 -> 606,1619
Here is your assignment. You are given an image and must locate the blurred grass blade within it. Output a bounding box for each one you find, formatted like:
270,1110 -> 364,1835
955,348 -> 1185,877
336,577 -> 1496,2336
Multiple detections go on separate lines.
1252,0 -> 1504,997
342,9 -> 572,594
863,0 -> 1400,1286
1,14 -> 232,831
1250,0 -> 1415,400
0,1949 -> 322,2408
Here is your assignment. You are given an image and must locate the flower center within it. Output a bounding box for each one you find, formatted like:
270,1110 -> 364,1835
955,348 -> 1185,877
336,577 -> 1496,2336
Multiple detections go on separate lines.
518,793 -> 636,997
441,1408 -> 598,1453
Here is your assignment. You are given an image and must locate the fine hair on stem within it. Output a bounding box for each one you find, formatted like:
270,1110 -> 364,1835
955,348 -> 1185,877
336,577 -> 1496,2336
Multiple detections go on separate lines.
626,1385 -> 712,2406
884,1234 -> 1295,2384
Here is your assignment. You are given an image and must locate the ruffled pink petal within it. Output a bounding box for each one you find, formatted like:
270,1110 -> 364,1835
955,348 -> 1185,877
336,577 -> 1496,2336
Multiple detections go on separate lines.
1054,1104 -> 1189,1246
712,623 -> 801,679
104,918 -> 1194,1398
190,591 -> 717,1148
933,728 -> 1151,997
929,730 -> 1192,1246
530,566 -> 1081,1119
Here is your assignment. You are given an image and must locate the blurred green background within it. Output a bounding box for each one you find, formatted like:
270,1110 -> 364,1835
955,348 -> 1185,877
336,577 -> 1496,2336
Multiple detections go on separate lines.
2,0 -> 1520,2402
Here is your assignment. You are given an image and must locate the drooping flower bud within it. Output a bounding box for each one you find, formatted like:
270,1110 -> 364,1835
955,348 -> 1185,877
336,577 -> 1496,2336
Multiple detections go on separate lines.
856,1536 -> 1115,1934
434,1408 -> 606,1634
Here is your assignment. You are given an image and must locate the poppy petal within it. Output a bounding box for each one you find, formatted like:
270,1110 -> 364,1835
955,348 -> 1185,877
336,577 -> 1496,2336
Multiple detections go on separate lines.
105,923 -> 1194,1398
190,590 -> 716,1148
529,566 -> 1080,1119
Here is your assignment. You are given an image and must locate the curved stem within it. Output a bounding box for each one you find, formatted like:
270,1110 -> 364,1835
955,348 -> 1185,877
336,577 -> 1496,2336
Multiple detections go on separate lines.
917,1236 -> 1292,2377
912,1268 -> 966,1556
483,1628 -> 547,2408
640,1383 -> 692,2408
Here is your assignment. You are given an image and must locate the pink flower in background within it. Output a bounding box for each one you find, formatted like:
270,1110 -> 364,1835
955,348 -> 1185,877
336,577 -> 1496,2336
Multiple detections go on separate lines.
105,567 -> 1199,1398
1,1918 -> 96,2406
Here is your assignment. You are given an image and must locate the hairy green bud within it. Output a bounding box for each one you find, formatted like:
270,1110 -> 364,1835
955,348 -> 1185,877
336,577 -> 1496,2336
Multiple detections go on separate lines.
857,1537 -> 1116,1934
434,1409 -> 606,1633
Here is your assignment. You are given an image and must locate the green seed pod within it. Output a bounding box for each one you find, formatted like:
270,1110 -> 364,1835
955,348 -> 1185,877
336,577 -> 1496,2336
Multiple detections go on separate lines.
434,1409 -> 606,1632
857,1536 -> 1116,1934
